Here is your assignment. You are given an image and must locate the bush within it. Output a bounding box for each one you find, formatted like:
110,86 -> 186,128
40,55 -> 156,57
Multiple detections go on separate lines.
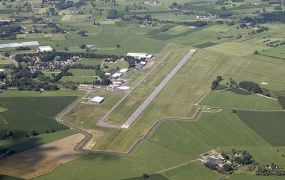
239,81 -> 262,94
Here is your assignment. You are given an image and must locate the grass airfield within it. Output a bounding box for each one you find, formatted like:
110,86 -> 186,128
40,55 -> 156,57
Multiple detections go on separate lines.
2,0 -> 285,179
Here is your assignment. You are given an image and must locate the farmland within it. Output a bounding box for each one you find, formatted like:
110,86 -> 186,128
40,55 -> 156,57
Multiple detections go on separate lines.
37,110 -> 285,180
237,111 -> 285,146
0,90 -> 79,153
200,90 -> 282,110
1,0 -> 285,179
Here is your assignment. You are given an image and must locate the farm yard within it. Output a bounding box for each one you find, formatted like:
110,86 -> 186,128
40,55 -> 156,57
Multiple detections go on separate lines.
1,0 -> 285,179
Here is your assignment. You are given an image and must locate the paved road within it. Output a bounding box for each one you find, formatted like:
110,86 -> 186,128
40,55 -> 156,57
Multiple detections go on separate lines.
96,49 -> 174,128
122,49 -> 196,128
0,54 -> 19,67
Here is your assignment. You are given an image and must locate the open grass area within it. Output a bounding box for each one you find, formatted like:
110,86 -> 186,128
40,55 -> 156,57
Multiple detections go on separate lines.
75,58 -> 103,66
162,161 -> 219,180
237,111 -> 285,146
60,69 -> 97,83
206,42 -> 261,57
105,44 -> 190,124
200,90 -> 282,110
63,90 -> 124,130
93,47 -> 257,152
104,59 -> 129,69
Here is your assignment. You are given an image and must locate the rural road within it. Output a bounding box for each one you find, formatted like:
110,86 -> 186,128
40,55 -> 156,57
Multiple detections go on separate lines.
122,49 -> 196,128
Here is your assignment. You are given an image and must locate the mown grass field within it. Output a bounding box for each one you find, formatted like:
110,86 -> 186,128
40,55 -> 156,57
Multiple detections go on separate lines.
206,42 -> 262,57
200,90 -> 282,110
63,90 -> 124,130
60,69 -> 97,83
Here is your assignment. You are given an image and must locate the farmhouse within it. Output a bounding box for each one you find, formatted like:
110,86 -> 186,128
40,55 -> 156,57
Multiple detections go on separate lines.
127,53 -> 153,60
90,96 -> 104,104
37,46 -> 53,52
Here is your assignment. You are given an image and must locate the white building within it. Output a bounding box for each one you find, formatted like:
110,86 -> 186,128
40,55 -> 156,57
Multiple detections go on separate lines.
127,53 -> 153,60
0,41 -> 39,49
112,72 -> 122,78
90,96 -> 104,104
119,68 -> 129,73
37,46 -> 53,52
117,86 -> 130,90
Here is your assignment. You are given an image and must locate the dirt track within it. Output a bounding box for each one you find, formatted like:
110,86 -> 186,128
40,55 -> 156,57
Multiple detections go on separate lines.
0,133 -> 85,179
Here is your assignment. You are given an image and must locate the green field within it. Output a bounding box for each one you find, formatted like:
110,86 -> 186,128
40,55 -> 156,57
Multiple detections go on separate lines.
1,129 -> 75,153
75,58 -> 103,66
60,69 -> 98,83
201,90 -> 282,110
237,111 -> 285,146
63,90 -> 124,130
37,110 -> 285,180
0,96 -> 77,137
206,42 -> 262,57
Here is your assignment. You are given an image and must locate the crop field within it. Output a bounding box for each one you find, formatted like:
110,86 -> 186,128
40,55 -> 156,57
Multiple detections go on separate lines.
0,96 -> 77,137
237,111 -> 285,146
200,90 -> 282,110
1,129 -> 75,153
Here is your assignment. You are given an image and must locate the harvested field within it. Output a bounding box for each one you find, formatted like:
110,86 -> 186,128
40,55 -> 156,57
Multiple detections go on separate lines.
0,133 -> 84,179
